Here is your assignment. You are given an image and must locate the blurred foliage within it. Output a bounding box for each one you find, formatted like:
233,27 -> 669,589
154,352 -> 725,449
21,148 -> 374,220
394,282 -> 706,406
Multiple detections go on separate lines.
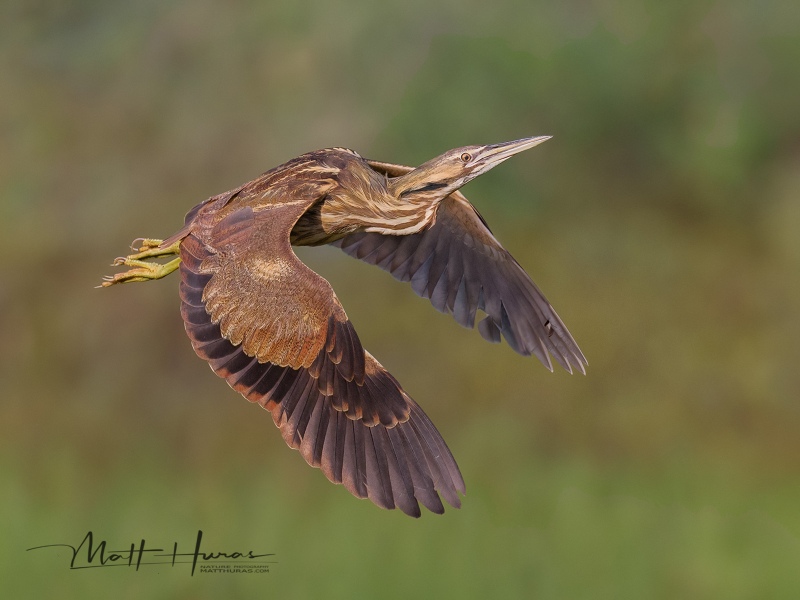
2,0 -> 800,597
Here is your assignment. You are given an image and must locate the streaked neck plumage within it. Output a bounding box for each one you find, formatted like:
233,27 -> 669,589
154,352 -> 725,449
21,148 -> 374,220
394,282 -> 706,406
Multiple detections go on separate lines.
292,136 -> 551,244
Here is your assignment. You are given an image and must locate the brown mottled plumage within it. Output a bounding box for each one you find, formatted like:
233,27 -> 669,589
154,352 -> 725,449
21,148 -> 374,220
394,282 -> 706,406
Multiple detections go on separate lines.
102,136 -> 586,517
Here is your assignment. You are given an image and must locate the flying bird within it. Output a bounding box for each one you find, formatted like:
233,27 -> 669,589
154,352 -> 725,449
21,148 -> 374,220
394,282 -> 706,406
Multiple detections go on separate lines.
102,136 -> 586,517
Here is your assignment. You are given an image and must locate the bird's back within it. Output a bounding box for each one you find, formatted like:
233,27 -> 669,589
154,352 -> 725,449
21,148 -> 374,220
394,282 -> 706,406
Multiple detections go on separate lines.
166,148 -> 368,249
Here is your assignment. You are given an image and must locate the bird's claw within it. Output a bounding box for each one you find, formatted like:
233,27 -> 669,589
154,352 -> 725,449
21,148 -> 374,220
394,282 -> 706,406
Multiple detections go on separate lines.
130,237 -> 164,252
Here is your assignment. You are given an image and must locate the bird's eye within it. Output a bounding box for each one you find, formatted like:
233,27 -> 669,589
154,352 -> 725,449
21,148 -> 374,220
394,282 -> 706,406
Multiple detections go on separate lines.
460,152 -> 472,162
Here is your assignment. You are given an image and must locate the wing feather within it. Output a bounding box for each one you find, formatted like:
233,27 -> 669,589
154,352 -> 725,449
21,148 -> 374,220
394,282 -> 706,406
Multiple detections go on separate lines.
178,225 -> 464,517
329,159 -> 587,374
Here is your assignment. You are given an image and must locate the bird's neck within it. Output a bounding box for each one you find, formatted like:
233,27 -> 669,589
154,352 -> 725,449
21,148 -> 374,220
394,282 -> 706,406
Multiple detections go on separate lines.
388,163 -> 456,203
320,165 -> 444,237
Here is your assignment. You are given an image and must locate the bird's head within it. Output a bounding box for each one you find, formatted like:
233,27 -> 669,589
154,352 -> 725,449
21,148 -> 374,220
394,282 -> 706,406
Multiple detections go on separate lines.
390,135 -> 552,203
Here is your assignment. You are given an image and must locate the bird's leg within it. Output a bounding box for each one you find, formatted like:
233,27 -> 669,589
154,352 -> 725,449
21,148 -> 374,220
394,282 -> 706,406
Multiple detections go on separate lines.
100,238 -> 182,288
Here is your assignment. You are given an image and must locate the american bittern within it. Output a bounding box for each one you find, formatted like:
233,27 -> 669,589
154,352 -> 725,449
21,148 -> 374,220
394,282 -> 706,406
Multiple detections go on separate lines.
102,136 -> 586,517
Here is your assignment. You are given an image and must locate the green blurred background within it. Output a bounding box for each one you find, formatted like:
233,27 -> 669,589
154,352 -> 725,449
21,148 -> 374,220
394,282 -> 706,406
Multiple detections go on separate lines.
3,0 -> 800,597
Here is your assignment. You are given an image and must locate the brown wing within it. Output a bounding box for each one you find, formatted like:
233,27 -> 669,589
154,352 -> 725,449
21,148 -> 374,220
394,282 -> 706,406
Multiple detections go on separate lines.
179,202 -> 464,517
332,159 -> 587,374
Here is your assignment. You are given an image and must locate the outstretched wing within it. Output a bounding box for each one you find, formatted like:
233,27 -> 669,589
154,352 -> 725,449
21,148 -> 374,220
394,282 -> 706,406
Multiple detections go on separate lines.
332,159 -> 587,374
179,200 -> 464,517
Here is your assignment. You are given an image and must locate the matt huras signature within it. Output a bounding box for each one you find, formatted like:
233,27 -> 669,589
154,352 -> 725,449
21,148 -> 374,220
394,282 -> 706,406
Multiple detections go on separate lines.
27,530 -> 275,575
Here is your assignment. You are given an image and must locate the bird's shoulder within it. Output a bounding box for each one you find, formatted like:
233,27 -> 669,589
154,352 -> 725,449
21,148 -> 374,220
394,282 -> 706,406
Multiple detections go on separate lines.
168,148 -> 379,246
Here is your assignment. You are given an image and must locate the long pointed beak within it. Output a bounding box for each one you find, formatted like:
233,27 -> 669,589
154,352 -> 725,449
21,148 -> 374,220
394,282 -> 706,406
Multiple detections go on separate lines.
480,135 -> 552,167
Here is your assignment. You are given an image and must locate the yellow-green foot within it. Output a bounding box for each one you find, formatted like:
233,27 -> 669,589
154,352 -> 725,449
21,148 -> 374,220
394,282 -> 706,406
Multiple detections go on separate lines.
100,238 -> 182,288
123,238 -> 181,261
